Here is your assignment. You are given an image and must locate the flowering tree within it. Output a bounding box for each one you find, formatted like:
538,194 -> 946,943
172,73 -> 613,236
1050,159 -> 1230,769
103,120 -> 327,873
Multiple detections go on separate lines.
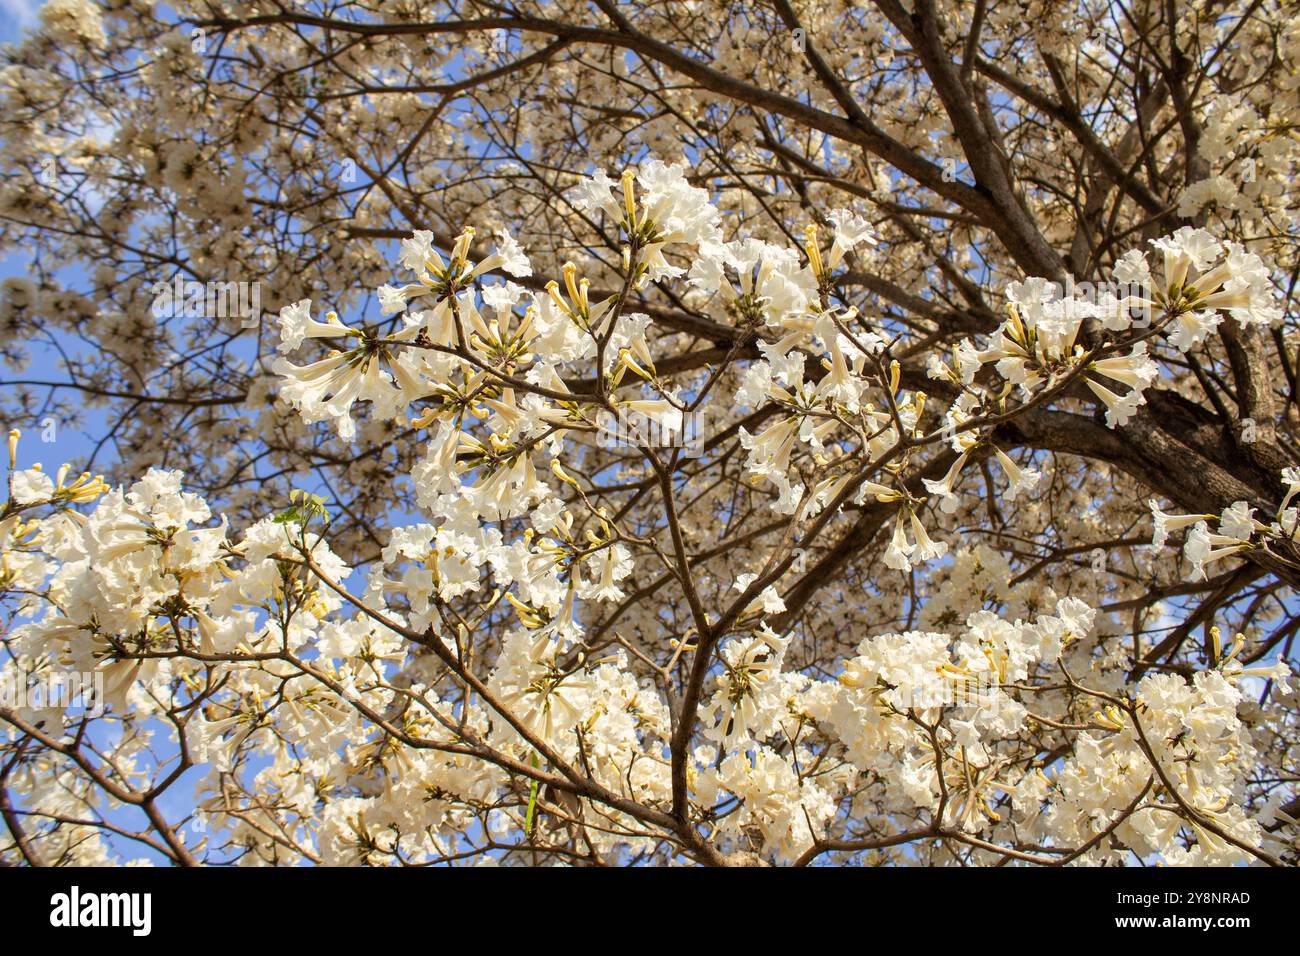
0,0 -> 1297,867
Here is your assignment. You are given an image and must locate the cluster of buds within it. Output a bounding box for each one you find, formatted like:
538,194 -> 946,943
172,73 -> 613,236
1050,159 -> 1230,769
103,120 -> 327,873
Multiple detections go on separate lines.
546,262 -> 614,335
611,338 -> 658,386
466,304 -> 538,368
418,227 -> 481,296
409,369 -> 497,428
50,465 -> 109,504
617,169 -> 665,255
803,224 -> 828,289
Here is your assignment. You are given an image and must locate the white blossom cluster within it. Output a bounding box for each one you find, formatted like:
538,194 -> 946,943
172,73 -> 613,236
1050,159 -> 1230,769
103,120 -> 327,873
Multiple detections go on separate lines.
2,162 -> 1294,866
2,459 -> 1290,864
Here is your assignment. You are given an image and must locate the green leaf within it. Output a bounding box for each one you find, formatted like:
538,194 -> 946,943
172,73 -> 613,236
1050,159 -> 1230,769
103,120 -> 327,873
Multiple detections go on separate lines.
524,751 -> 541,837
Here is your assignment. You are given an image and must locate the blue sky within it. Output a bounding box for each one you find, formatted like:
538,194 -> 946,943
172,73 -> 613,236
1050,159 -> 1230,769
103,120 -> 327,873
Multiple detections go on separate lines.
1,2 -> 96,471
0,0 -> 40,42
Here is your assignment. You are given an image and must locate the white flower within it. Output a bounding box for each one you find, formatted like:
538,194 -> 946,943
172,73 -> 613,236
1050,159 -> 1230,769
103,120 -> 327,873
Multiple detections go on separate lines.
1130,228 -> 1282,349
740,416 -> 800,478
490,230 -> 531,277
378,283 -> 418,315
1149,501 -> 1213,549
909,511 -> 948,562
922,452 -> 969,515
635,160 -> 720,247
992,447 -> 1041,502
1090,344 -> 1157,391
825,209 -> 877,270
883,513 -> 915,571
571,168 -> 623,221
583,544 -> 632,602
691,239 -> 816,329
1218,501 -> 1260,542
574,160 -> 723,283
707,628 -> 787,749
1279,467 -> 1300,517
1084,377 -> 1144,427
621,399 -> 683,437
1167,309 -> 1223,352
1112,247 -> 1153,287
11,467 -> 55,504
1152,227 -> 1222,291
398,230 -> 439,273
1177,176 -> 1241,219
274,351 -> 401,442
276,299 -> 349,353
1183,521 -> 1249,580
40,0 -> 106,45
494,632 -> 595,745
